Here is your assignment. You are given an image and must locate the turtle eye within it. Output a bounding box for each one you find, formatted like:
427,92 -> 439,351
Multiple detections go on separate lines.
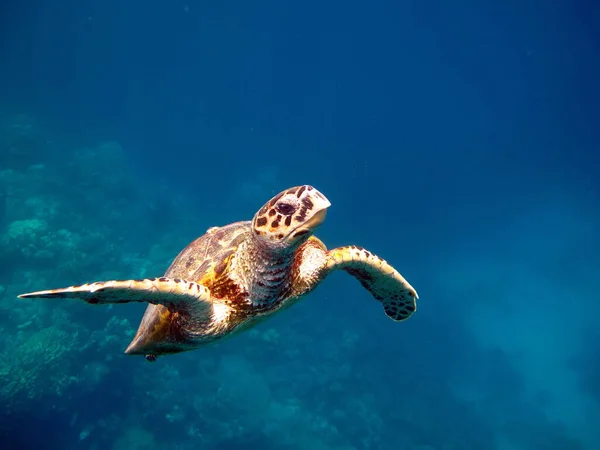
276,202 -> 297,216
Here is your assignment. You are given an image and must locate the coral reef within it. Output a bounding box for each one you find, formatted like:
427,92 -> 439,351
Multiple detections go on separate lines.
0,111 -> 590,450
0,325 -> 78,409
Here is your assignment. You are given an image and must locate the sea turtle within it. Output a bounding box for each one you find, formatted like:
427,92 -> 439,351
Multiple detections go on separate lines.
19,185 -> 418,361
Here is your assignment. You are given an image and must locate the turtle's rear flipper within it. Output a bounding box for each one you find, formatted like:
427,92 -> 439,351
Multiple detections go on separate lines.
325,246 -> 418,321
18,278 -> 212,315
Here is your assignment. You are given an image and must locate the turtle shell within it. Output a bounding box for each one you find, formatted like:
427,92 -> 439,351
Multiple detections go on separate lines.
128,221 -> 252,354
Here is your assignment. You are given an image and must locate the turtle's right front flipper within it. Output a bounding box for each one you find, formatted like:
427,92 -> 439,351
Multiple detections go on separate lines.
18,277 -> 212,315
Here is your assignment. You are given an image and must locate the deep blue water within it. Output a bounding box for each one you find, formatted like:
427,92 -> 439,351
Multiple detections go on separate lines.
1,1 -> 599,449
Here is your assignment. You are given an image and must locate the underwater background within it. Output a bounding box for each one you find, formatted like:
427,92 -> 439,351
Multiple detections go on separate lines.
1,1 -> 599,449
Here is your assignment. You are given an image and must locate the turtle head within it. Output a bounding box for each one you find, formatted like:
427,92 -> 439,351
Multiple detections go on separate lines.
252,185 -> 331,249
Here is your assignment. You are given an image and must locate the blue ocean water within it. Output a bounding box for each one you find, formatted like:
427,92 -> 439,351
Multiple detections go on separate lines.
1,1 -> 599,449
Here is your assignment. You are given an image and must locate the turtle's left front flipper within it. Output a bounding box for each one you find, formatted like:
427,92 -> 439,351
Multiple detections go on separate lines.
18,278 -> 213,315
326,246 -> 418,321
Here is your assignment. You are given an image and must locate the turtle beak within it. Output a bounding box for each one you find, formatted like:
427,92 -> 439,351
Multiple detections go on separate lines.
303,207 -> 328,229
284,192 -> 331,245
298,191 -> 331,232
309,190 -> 331,224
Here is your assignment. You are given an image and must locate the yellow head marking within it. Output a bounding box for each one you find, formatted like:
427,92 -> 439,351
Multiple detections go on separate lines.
252,185 -> 331,247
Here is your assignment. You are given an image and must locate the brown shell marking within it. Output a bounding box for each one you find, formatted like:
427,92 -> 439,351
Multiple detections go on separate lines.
129,222 -> 255,352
